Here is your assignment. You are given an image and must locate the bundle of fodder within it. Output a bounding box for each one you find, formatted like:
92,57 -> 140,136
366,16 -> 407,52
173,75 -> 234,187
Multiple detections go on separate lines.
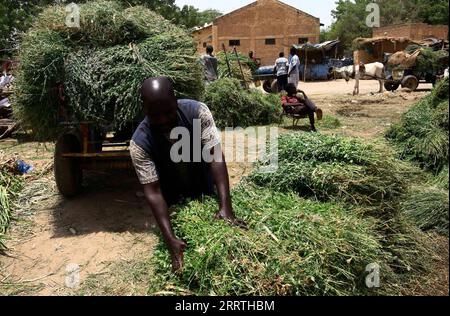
386,78 -> 449,173
14,0 -> 203,139
202,78 -> 282,128
150,184 -> 399,296
402,186 -> 449,236
249,132 -> 409,210
216,51 -> 257,84
0,160 -> 24,250
404,45 -> 449,74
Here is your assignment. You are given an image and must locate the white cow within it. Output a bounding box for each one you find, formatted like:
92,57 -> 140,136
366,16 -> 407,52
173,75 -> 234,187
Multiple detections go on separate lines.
335,62 -> 385,95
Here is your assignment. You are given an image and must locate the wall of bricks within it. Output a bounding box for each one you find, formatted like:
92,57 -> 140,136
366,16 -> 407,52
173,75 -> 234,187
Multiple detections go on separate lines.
373,23 -> 448,41
193,25 -> 213,54
192,0 -> 320,66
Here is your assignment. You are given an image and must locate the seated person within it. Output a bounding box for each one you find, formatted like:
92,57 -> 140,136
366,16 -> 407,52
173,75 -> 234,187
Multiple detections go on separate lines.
281,83 -> 323,132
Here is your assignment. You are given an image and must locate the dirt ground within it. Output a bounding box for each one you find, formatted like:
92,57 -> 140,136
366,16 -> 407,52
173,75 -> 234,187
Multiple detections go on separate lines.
0,81 -> 447,296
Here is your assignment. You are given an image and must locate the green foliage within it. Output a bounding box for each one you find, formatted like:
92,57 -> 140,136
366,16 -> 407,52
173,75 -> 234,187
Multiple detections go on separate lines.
248,132 -> 432,275
377,0 -> 449,26
324,0 -> 449,53
402,186 -> 449,236
149,132 -> 434,296
202,78 -> 282,128
150,184 -> 394,296
0,0 -> 187,57
404,46 -> 449,74
215,51 -> 257,84
13,0 -> 203,139
317,115 -> 342,129
327,0 -> 373,53
175,6 -> 222,29
250,132 -> 408,210
386,79 -> 449,173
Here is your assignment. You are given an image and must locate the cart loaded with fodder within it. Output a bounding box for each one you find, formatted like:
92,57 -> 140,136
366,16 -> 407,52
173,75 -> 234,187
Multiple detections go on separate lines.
384,43 -> 449,91
14,1 -> 204,197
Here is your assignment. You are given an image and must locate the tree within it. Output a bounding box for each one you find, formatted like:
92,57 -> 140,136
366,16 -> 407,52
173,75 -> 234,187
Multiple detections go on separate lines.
325,0 -> 449,54
327,0 -> 373,54
377,0 -> 448,26
197,9 -> 222,26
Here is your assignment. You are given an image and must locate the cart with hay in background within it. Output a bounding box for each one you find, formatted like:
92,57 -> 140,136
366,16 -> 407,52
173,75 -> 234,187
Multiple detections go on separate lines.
385,41 -> 449,91
13,0 -> 204,197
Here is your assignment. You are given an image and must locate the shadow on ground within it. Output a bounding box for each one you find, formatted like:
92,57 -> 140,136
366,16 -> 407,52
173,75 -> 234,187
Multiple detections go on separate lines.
49,169 -> 157,238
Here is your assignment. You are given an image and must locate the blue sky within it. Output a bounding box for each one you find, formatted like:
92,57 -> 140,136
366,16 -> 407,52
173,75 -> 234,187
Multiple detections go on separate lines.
175,0 -> 337,28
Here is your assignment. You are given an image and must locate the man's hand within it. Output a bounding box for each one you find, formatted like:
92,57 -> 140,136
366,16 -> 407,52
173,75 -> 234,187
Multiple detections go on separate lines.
208,146 -> 248,230
143,182 -> 187,273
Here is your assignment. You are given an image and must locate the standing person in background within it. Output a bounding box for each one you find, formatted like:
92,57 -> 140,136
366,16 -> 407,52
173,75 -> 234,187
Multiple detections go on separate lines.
273,52 -> 289,92
288,47 -> 300,89
249,51 -> 256,63
249,51 -> 260,67
200,45 -> 218,84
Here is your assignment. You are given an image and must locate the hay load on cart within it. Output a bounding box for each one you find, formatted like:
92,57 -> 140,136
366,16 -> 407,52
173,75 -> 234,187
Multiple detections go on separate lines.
14,0 -> 204,197
385,44 -> 448,91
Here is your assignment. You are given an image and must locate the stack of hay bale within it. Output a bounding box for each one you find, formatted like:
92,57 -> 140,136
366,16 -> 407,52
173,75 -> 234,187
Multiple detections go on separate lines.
14,0 -> 204,139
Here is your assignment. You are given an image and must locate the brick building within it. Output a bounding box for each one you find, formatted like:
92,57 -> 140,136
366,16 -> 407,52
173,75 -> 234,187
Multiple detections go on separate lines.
373,23 -> 448,41
192,0 -> 321,66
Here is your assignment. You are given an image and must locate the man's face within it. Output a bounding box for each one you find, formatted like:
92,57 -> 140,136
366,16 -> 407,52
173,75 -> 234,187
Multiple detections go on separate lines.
145,99 -> 178,134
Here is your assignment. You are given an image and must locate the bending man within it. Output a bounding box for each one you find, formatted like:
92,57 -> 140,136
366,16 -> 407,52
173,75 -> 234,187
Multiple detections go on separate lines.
130,77 -> 246,273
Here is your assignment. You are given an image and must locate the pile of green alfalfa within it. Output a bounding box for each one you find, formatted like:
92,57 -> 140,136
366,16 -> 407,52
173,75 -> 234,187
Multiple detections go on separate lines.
402,185 -> 449,236
150,184 -> 394,296
250,133 -> 409,210
386,78 -> 449,174
202,78 -> 282,128
149,133 -> 433,296
14,0 -> 203,139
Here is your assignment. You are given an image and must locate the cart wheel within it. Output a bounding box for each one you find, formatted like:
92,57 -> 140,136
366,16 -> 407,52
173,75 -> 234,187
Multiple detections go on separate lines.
401,75 -> 419,91
384,81 -> 400,91
263,80 -> 273,93
270,80 -> 278,93
54,134 -> 82,197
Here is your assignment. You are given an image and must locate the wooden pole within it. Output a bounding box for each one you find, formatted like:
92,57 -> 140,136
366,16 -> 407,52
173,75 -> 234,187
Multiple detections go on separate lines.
233,46 -> 248,89
221,43 -> 232,77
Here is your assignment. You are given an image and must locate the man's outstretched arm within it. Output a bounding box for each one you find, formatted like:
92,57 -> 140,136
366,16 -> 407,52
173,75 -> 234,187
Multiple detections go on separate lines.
142,182 -> 186,272
208,146 -> 247,229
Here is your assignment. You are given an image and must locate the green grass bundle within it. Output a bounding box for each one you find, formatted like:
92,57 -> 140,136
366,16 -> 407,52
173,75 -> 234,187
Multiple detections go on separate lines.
386,78 -> 449,173
150,184 -> 396,296
14,0 -> 203,139
404,45 -> 449,74
0,167 -> 24,250
433,165 -> 449,190
202,78 -> 282,128
317,115 -> 342,129
249,132 -> 432,274
402,186 -> 449,236
250,132 -> 408,210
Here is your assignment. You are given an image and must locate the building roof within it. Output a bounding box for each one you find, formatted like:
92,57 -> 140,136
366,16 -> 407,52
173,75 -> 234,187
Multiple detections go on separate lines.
293,40 -> 340,52
353,36 -> 417,49
192,23 -> 213,32
208,0 -> 319,25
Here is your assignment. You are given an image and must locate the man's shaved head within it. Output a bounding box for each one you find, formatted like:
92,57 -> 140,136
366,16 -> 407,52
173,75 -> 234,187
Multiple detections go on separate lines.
141,77 -> 178,133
